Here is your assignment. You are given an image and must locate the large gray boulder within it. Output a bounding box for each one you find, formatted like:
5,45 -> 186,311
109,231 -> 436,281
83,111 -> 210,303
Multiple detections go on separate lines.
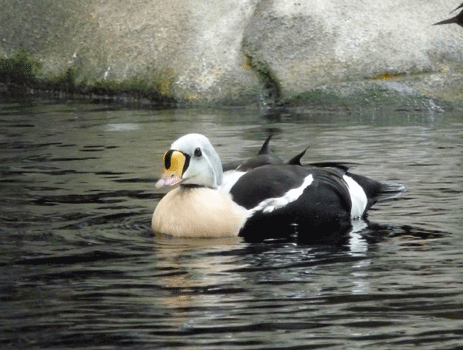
243,0 -> 463,104
1,0 -> 462,103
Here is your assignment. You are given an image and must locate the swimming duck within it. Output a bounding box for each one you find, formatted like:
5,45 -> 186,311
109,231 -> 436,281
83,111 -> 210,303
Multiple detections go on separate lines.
152,134 -> 405,240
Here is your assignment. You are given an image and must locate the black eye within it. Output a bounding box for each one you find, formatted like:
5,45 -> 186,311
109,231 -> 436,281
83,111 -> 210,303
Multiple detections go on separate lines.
194,148 -> 202,157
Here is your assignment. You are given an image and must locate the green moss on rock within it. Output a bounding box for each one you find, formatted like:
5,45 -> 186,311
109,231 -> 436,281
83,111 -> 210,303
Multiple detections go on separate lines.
0,51 -> 174,105
0,50 -> 42,87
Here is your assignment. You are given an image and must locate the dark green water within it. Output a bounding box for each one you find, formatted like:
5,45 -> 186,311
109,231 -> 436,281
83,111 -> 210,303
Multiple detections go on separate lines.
1,98 -> 462,349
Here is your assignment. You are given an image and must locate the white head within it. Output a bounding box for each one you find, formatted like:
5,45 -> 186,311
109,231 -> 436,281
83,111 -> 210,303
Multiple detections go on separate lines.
156,134 -> 224,189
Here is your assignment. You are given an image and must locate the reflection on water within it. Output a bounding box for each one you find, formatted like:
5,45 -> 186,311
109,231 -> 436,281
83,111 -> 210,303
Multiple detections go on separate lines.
0,98 -> 463,349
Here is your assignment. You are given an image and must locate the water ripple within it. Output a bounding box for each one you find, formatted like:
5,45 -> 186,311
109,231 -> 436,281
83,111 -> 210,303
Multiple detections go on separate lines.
1,101 -> 462,350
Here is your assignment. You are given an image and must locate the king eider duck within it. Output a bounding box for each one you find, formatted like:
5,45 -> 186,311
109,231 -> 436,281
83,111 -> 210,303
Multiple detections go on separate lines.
152,134 -> 405,240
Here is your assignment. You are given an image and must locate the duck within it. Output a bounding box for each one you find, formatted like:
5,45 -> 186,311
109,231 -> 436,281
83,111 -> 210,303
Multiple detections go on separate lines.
152,133 -> 405,241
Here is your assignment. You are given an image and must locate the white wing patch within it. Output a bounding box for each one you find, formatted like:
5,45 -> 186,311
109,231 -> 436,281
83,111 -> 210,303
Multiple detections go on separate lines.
343,175 -> 368,219
249,174 -> 314,215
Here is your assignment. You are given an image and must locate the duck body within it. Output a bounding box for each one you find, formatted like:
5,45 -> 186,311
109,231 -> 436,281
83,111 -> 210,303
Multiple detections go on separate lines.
228,164 -> 404,241
229,164 -> 353,240
152,134 -> 405,241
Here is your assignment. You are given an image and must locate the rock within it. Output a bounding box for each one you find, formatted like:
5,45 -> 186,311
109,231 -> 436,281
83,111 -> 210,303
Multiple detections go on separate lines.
243,0 -> 463,104
0,0 -> 462,104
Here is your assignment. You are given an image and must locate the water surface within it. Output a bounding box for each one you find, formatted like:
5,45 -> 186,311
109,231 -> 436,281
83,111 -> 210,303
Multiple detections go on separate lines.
1,98 -> 462,349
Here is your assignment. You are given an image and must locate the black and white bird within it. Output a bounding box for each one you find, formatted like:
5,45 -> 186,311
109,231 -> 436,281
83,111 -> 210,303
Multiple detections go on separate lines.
152,134 -> 405,241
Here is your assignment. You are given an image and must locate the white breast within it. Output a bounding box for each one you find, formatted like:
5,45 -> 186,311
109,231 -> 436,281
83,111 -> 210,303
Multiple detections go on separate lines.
152,187 -> 248,237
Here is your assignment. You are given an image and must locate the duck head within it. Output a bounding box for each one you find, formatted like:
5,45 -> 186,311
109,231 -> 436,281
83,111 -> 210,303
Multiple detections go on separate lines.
155,134 -> 223,189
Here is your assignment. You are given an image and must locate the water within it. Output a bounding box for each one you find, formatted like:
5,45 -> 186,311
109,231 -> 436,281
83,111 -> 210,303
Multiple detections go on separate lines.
1,98 -> 463,349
